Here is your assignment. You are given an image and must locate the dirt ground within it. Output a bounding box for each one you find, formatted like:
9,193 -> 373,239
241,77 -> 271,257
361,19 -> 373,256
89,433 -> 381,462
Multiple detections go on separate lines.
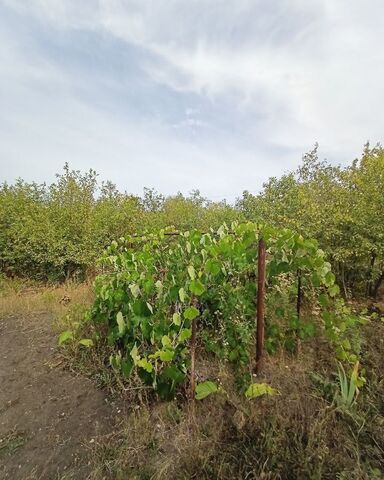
0,312 -> 120,480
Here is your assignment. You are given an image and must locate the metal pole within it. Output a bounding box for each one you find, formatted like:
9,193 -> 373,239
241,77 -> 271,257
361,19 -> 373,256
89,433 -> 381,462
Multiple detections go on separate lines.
256,237 -> 266,374
190,316 -> 197,400
296,270 -> 302,356
190,297 -> 197,400
297,270 -> 302,321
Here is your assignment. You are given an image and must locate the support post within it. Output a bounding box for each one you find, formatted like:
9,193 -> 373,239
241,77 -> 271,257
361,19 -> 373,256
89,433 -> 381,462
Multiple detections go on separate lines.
256,237 -> 266,374
297,270 -> 302,321
296,269 -> 302,356
190,297 -> 198,400
190,316 -> 197,399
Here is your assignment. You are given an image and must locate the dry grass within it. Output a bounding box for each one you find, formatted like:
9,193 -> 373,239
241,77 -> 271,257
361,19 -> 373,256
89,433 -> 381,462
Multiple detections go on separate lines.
1,279 -> 383,479
0,278 -> 93,319
84,318 -> 384,480
85,382 -> 350,479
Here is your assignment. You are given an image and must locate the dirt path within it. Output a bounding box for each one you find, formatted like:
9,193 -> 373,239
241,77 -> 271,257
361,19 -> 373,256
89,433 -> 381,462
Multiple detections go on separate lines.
0,313 -> 119,480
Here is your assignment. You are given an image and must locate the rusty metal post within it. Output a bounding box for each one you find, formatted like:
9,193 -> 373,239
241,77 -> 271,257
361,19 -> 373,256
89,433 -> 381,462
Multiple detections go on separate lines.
190,316 -> 197,400
297,270 -> 302,321
296,270 -> 302,356
190,296 -> 198,400
256,237 -> 266,374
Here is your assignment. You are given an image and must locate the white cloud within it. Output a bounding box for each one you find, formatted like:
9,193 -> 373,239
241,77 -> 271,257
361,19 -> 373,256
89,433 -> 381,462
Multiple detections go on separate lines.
0,0 -> 383,198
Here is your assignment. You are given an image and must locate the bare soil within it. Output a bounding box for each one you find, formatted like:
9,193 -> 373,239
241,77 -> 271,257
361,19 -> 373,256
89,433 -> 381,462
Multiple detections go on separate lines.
0,313 -> 120,480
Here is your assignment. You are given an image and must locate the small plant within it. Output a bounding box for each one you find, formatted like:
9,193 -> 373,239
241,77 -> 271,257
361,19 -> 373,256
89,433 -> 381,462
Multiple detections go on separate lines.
195,381 -> 221,400
245,383 -> 280,399
335,361 -> 361,410
0,430 -> 26,456
58,330 -> 74,345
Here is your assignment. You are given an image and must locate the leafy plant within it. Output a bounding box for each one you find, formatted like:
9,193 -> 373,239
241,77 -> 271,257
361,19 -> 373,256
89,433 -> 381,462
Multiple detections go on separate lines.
77,222 -> 355,398
335,362 -> 361,410
195,381 -> 220,400
58,330 -> 74,345
245,383 -> 280,399
238,144 -> 384,299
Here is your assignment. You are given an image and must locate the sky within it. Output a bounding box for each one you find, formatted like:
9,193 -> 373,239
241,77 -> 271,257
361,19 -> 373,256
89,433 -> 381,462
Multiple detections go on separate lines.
0,0 -> 383,202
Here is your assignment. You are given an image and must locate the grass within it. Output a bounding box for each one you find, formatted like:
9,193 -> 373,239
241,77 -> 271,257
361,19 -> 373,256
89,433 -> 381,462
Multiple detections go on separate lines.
0,429 -> 26,456
76,317 -> 383,480
2,278 -> 383,479
0,277 -> 93,319
85,371 -> 382,479
80,313 -> 384,480
54,282 -> 383,479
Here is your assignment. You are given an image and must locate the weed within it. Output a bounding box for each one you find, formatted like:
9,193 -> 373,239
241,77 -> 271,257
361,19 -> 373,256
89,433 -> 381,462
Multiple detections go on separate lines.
335,362 -> 360,410
0,429 -> 26,456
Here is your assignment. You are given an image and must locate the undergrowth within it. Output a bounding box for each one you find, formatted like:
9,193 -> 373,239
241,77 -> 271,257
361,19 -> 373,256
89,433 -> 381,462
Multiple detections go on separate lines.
81,316 -> 384,480
0,277 -> 93,318
2,278 -> 382,478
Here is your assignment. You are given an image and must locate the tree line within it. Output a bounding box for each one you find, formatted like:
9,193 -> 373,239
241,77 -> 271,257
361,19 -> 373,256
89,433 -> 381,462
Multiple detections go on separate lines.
1,144 -> 383,297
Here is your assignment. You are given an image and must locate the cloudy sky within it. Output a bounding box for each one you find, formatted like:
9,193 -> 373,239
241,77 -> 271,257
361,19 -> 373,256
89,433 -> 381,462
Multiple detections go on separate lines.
1,0 -> 383,201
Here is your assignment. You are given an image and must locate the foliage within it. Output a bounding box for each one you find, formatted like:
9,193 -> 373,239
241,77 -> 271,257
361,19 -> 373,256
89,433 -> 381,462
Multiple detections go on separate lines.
195,381 -> 220,400
58,330 -> 74,345
86,316 -> 384,480
335,361 -> 362,410
2,144 -> 383,295
238,143 -> 384,297
82,223 -> 359,398
0,166 -> 240,280
244,383 -> 280,398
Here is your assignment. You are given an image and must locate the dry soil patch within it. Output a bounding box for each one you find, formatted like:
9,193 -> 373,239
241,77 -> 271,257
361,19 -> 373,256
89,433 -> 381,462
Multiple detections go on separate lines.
0,313 -> 119,480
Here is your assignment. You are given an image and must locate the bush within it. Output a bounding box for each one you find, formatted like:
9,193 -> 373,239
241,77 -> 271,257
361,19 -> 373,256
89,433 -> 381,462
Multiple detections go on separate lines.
79,223 -> 361,399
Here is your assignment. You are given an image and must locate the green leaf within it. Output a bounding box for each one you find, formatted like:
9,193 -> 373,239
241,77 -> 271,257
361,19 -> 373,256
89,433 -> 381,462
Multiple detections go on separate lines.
205,259 -> 221,276
179,287 -> 186,302
159,349 -> 174,362
342,338 -> 351,350
58,330 -> 73,345
318,293 -> 329,308
172,312 -> 181,326
137,358 -> 153,373
187,265 -> 196,280
184,306 -> 199,320
146,302 -> 153,314
79,338 -> 94,347
121,358 -> 133,377
132,300 -> 152,317
179,328 -> 192,342
163,365 -> 185,383
328,284 -> 340,297
189,279 -> 205,296
161,335 -> 172,348
324,271 -> 336,287
109,352 -> 122,369
130,344 -> 140,365
116,311 -> 125,335
129,283 -> 140,298
195,381 -> 219,400
245,383 -> 280,399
